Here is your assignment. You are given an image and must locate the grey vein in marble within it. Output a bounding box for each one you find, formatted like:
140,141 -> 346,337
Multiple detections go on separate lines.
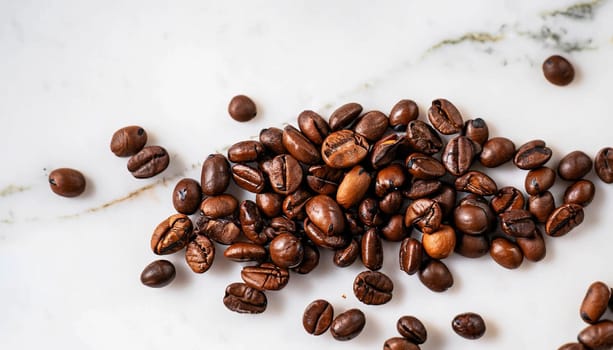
542,0 -> 604,20
0,185 -> 31,197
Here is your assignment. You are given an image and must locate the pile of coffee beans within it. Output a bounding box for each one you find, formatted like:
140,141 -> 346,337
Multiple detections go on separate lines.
110,125 -> 170,178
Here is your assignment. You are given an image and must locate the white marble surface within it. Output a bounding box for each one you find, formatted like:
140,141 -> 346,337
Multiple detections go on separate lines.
2,0 -> 613,349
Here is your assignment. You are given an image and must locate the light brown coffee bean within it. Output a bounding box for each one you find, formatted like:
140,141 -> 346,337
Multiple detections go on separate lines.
322,129 -> 370,169
336,165 -> 371,209
110,125 -> 147,157
185,234 -> 215,273
422,224 -> 456,259
151,214 -> 193,255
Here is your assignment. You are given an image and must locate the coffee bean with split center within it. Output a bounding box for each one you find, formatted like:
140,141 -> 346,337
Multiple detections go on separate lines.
303,299 -> 334,335
127,145 -> 170,178
428,98 -> 463,135
353,270 -> 393,305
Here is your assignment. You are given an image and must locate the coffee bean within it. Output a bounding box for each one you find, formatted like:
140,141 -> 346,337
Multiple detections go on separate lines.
195,216 -> 241,245
336,165 -> 371,209
558,343 -> 587,350
255,192 -> 283,218
379,191 -> 403,215
140,260 -> 176,288
303,299 -> 334,335
428,98 -> 463,135
110,125 -> 147,157
330,308 -> 366,341
383,337 -> 421,350
227,140 -> 265,163
581,282 -> 611,324
322,129 -> 370,169
269,216 -> 297,234
304,218 -> 350,250
223,242 -> 267,262
489,237 -> 523,269
455,170 -> 498,196
418,259 -> 453,292
306,164 -> 344,195
358,198 -> 385,227
397,315 -> 427,344
259,127 -> 287,155
480,137 -> 516,168
283,188 -> 312,220
524,167 -> 556,196
564,180 -> 595,207
431,183 -> 457,218
269,232 -> 303,268
452,312 -> 486,339
490,186 -> 526,214
241,262 -> 289,291
453,197 -> 495,235
353,110 -> 389,141
595,147 -> 613,183
185,234 -> 215,273
172,178 -> 202,215
405,153 -> 446,179
422,224 -> 456,259
463,118 -> 489,148
329,102 -> 363,131
578,320 -> 613,350
231,163 -> 266,193
346,211 -> 365,237
361,228 -> 383,271
389,99 -> 419,131
353,270 -> 393,305
228,95 -> 257,122
405,120 -> 443,155
370,133 -> 406,169
405,198 -> 442,234
543,55 -> 574,86
403,179 -> 441,199
201,154 -> 231,196
400,237 -> 423,275
200,194 -> 238,218
375,163 -> 407,197
297,110 -> 330,145
223,282 -> 267,314
282,125 -> 321,165
380,215 -> 407,241
513,140 -> 552,170
305,194 -> 346,235
516,227 -> 547,262
151,214 -> 192,255
48,168 -> 86,197
238,200 -> 267,245
334,238 -> 360,267
127,145 -> 170,178
261,154 -> 303,195
529,191 -> 556,223
545,203 -> 584,237
499,209 -> 536,238
455,233 -> 489,258
559,151 -> 592,180
442,136 -> 475,176
293,241 -> 320,274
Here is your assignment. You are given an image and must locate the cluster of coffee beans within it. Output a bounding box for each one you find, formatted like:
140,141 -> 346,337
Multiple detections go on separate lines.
110,125 -> 170,178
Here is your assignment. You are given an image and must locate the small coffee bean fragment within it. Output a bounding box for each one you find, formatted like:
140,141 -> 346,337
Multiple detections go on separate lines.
185,234 -> 215,273
545,203 -> 584,237
543,55 -> 575,86
428,98 -> 463,135
580,282 -> 611,324
383,337 -> 421,350
330,309 -> 366,341
480,137 -> 515,168
595,147 -> 613,183
514,140 -> 552,170
525,167 -> 556,195
389,99 -> 419,131
140,260 -> 176,288
558,151 -> 593,180
172,178 -> 202,214
110,125 -> 147,157
48,168 -> 86,197
151,214 -> 192,255
490,237 -> 523,269
418,259 -> 453,292
452,312 -> 486,339
353,270 -> 393,305
127,145 -> 170,178
397,315 -> 427,344
577,320 -> 613,350
228,94 -> 257,122
223,282 -> 267,314
303,299 -> 334,335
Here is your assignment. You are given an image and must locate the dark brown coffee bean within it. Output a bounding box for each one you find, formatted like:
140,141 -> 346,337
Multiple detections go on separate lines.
171,178 -> 202,215
185,234 -> 215,273
384,338 -> 421,350
201,154 -> 231,196
195,216 -> 241,245
127,145 -> 170,178
322,129 -> 369,169
564,180 -> 595,207
463,118 -> 489,148
559,151 -> 592,180
529,191 -> 556,223
140,260 -> 176,288
490,186 -> 526,214
304,218 -> 350,250
422,224 -> 456,259
151,214 -> 192,255
499,209 -> 536,238
515,227 -> 547,262
405,198 -> 442,234
595,147 -> 613,183
48,168 -> 86,197
376,163 -> 407,197
581,282 -> 611,324
442,136 -> 475,176
455,233 -> 489,258
380,214 -> 407,241
337,165 -> 371,209
329,102 -> 363,131
261,154 -> 302,195
298,110 -> 330,145
419,259 -> 453,292
454,198 -> 495,235
223,282 -> 267,314
255,192 -> 283,218
346,211 -> 365,237
490,237 -> 523,269
428,98 -> 463,134
405,153 -> 445,179
269,232 -> 303,268
228,94 -> 256,122
400,237 -> 423,275
403,179 -> 441,199
283,188 -> 312,220
305,194 -> 345,235
455,170 -> 497,196
358,198 -> 385,227
200,194 -> 238,218
293,241 -> 320,274
543,55 -> 574,86
545,203 -> 584,237
525,167 -> 556,195
361,228 -> 383,271
303,299 -> 334,336
110,125 -> 147,157
282,125 -> 321,165
514,140 -> 552,170
334,238 -> 360,267
238,200 -> 266,244
578,320 -> 613,350
452,313 -> 486,339
405,120 -> 443,155
223,242 -> 267,262
227,140 -> 265,163
397,315 -> 427,344
353,110 -> 389,141
390,99 -> 419,131
241,262 -> 289,291
431,183 -> 456,218
306,164 -> 343,195
231,163 -> 265,193
330,309 -> 366,341
379,191 -> 403,215
370,133 -> 406,169
480,137 -> 516,168
353,270 -> 393,305
558,343 -> 587,350
259,127 -> 287,155
269,216 -> 296,234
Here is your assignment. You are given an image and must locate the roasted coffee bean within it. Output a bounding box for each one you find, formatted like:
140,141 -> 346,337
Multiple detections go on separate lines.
454,197 -> 495,235
293,241 -> 320,274
397,315 -> 427,344
140,260 -> 176,288
172,178 -> 202,214
262,154 -> 302,195
110,125 -> 147,157
419,259 -> 453,292
195,216 -> 241,245
304,218 -> 350,249
370,133 -> 406,169
428,98 -> 463,135
223,282 -> 267,314
595,147 -> 613,183
543,55 -> 574,86
241,262 -> 289,291
321,129 -> 369,169
422,224 -> 456,259
499,209 -> 536,238
452,313 -> 486,339
490,186 -> 526,214
334,238 -> 360,267
380,215 -> 407,241
201,154 -> 231,196
578,320 -> 613,350
353,110 -> 389,141
558,343 -> 587,350
490,237 -> 523,269
298,110 -> 330,145
282,125 -> 321,165
223,242 -> 267,262
337,165 -> 371,209
405,120 -> 443,155
127,145 -> 170,178
353,270 -> 393,305
269,216 -> 297,234
455,233 -> 489,258
200,194 -> 238,218
559,151 -> 592,180
228,95 -> 257,122
431,183 -> 456,218
358,198 -> 385,227
303,299 -> 334,335
545,203 -> 584,237
455,170 -> 497,196
400,237 -> 423,275
529,191 -> 556,223
525,167 -> 556,195
227,140 -> 265,163
330,309 -> 366,341
383,338 -> 420,350
389,99 -> 419,131
564,180 -> 595,207
516,227 -> 546,262
255,192 -> 283,218
345,211 -> 364,237
259,127 -> 287,155
185,234 -> 215,273
329,102 -> 363,131
463,118 -> 489,148
405,198 -> 442,234
405,153 -> 446,179
151,214 -> 192,255
283,188 -> 312,220
268,232 -> 303,268
581,282 -> 611,324
513,140 -> 552,170
231,163 -> 265,193
361,228 -> 383,271
305,194 -> 345,235
403,179 -> 441,199
306,164 -> 343,195
379,191 -> 403,215
239,200 -> 266,244
480,137 -> 516,168
442,136 -> 475,176
48,168 -> 86,197
376,163 -> 407,197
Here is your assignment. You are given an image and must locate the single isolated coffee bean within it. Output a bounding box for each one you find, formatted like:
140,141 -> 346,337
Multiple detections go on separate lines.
543,55 -> 575,86
201,154 -> 231,196
490,237 -> 523,269
513,140 -> 552,170
427,98 -> 463,135
110,125 -> 147,157
353,110 -> 389,141
241,262 -> 290,291
172,178 -> 202,214
422,224 -> 456,259
400,237 -> 423,275
330,308 -> 366,341
127,145 -> 170,178
595,147 -> 613,183
418,259 -> 453,292
559,151 -> 593,180
442,136 -> 475,176
480,137 -> 516,168
383,337 -> 420,350
223,282 -> 267,314
452,312 -> 486,340
397,315 -> 427,344
545,203 -> 584,237
185,234 -> 215,273
329,102 -> 363,131
334,238 -> 360,267
228,94 -> 257,122
361,228 -> 383,271
151,214 -> 192,255
389,99 -> 419,130
353,270 -> 393,305
303,299 -> 334,336
529,191 -> 556,223
525,167 -> 556,195
297,110 -> 330,145
269,232 -> 303,269
577,320 -> 613,350
259,127 -> 287,155
564,180 -> 595,207
223,242 -> 267,262
490,186 -> 526,214
580,282 -> 611,324
48,168 -> 86,197
140,260 -> 176,288
463,118 -> 489,148
405,120 -> 443,155
321,129 -> 369,169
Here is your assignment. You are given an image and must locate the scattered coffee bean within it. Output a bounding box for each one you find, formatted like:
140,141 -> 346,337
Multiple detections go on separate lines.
454,170 -> 497,196
405,120 -> 443,155
336,165 -> 371,209
489,237 -> 523,269
223,282 -> 267,314
361,228 -> 383,271
397,315 -> 427,344
334,238 -> 360,267
140,260 -> 176,288
353,270 -> 393,305
490,186 -> 526,214
293,242 -> 320,274
370,133 -> 406,169
400,237 -> 423,275
453,197 -> 495,235
595,147 -> 613,183
241,262 -> 290,291
389,99 -> 419,130
515,227 -> 547,262
545,203 -> 584,237
151,214 -> 192,255
380,214 -> 407,241
499,209 -> 536,238
529,191 -> 556,223
580,281 -> 611,324
452,312 -> 486,339
110,125 -> 147,157
223,242 -> 267,262
231,163 -> 266,193
201,154 -> 231,196
406,152 -> 446,179
329,102 -> 363,131
196,216 -> 241,245
405,198 -> 442,234
297,110 -> 330,145
353,110 -> 389,141
259,127 -> 287,155
564,180 -> 595,207
330,308 -> 366,341
201,194 -> 238,218
442,136 -> 475,176
185,234 -> 215,273
127,145 -> 170,178
543,55 -> 575,86
428,98 -> 463,135
303,299 -> 334,335
559,151 -> 593,181
172,178 -> 202,214
263,154 -> 303,195
514,140 -> 552,170
321,129 -> 369,169
227,140 -> 265,163
228,94 -> 257,122
306,164 -> 343,195
282,125 -> 321,165
418,259 -> 453,292
48,168 -> 86,197
525,167 -> 556,195
577,320 -> 613,350
455,232 -> 490,258
463,118 -> 489,148
480,137 -> 515,168
305,194 -> 346,235
383,337 -> 420,350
